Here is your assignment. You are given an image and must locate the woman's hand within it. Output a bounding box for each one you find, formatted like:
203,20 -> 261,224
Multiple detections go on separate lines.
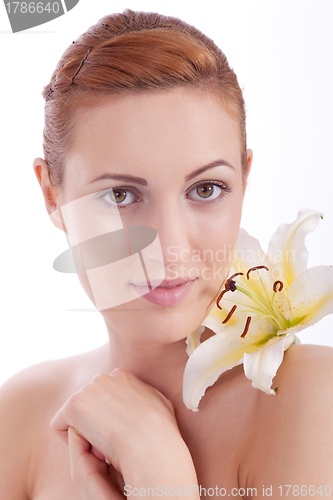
67,426 -> 125,499
51,369 -> 200,499
51,368 -> 180,472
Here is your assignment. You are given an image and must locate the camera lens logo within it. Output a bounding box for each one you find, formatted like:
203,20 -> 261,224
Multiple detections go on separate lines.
51,192 -> 165,311
3,0 -> 80,33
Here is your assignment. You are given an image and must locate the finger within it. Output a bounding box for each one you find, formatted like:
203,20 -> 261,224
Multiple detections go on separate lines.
50,392 -> 87,447
68,426 -> 123,500
108,368 -> 176,419
91,445 -> 106,461
50,409 -> 70,446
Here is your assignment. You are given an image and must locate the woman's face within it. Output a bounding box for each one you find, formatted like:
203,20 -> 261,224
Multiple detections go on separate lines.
55,87 -> 252,345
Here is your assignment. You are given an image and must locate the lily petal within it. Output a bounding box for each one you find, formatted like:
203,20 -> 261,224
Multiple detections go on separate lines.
288,265 -> 333,330
183,208 -> 331,408
233,228 -> 269,272
233,230 -> 270,292
201,304 -> 240,334
183,319 -> 275,411
231,229 -> 275,302
243,332 -> 295,395
267,208 -> 323,286
186,325 -> 205,356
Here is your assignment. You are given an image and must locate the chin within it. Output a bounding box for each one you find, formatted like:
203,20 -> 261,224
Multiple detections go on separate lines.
98,279 -> 217,345
101,305 -> 205,345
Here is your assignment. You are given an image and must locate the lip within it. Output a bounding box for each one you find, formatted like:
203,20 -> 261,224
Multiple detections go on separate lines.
131,277 -> 197,306
132,277 -> 195,288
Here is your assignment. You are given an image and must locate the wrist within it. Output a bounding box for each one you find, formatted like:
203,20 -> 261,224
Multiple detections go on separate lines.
121,437 -> 199,499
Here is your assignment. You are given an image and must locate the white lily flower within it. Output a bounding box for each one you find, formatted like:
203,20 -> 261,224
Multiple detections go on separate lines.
183,208 -> 333,411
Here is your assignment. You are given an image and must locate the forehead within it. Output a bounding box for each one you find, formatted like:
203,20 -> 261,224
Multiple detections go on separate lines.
62,88 -> 242,197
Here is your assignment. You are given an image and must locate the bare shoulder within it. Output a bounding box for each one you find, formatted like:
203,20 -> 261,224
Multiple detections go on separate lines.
0,362 -> 58,498
0,356 -> 77,414
244,343 -> 333,492
0,342 -> 110,426
264,342 -> 333,437
279,341 -> 333,374
273,342 -> 333,403
0,344 -> 108,499
0,357 -> 78,499
0,341 -> 110,409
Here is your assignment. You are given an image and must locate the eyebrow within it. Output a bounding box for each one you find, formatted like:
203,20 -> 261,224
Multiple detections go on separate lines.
88,159 -> 235,186
184,159 -> 235,182
89,173 -> 148,186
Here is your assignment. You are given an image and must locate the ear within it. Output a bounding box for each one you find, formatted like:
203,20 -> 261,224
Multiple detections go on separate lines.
242,149 -> 253,196
33,157 -> 67,233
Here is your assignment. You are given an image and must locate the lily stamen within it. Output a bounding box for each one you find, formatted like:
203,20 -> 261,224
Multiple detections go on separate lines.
241,316 -> 251,338
273,280 -> 284,292
216,288 -> 230,308
228,272 -> 245,282
216,272 -> 243,309
246,265 -> 269,279
216,265 -> 289,333
222,305 -> 237,324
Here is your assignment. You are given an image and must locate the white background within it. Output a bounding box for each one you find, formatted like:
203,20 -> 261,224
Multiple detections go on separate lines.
1,0 -> 332,386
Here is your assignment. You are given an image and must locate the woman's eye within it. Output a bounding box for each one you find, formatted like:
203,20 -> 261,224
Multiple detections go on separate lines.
187,182 -> 226,202
101,188 -> 137,207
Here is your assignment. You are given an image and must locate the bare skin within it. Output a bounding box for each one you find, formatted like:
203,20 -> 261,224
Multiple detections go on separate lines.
1,342 -> 333,499
1,88 -> 332,499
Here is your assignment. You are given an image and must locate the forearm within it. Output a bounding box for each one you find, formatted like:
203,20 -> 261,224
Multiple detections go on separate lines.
122,437 -> 200,500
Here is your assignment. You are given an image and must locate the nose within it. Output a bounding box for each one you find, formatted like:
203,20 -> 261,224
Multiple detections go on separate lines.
143,199 -> 194,271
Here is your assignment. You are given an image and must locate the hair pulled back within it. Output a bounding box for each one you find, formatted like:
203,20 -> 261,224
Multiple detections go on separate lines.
42,9 -> 247,191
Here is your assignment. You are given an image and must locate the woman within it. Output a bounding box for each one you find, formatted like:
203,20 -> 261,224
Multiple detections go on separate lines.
1,9 -> 332,499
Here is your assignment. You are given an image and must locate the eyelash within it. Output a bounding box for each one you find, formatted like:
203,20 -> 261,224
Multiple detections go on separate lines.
97,180 -> 231,210
186,180 -> 231,203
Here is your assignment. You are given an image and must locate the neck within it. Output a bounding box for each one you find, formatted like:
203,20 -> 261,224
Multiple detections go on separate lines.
96,321 -> 245,416
102,321 -> 195,410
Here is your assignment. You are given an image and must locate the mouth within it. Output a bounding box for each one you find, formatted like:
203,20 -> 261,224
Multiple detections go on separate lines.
130,277 -> 198,306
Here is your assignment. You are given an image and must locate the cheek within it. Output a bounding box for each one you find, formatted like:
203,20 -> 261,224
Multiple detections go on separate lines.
221,204 -> 242,248
75,269 -> 96,306
201,195 -> 242,255
196,195 -> 243,286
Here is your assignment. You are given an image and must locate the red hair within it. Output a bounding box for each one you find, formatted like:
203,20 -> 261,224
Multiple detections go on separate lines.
41,9 -> 247,190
